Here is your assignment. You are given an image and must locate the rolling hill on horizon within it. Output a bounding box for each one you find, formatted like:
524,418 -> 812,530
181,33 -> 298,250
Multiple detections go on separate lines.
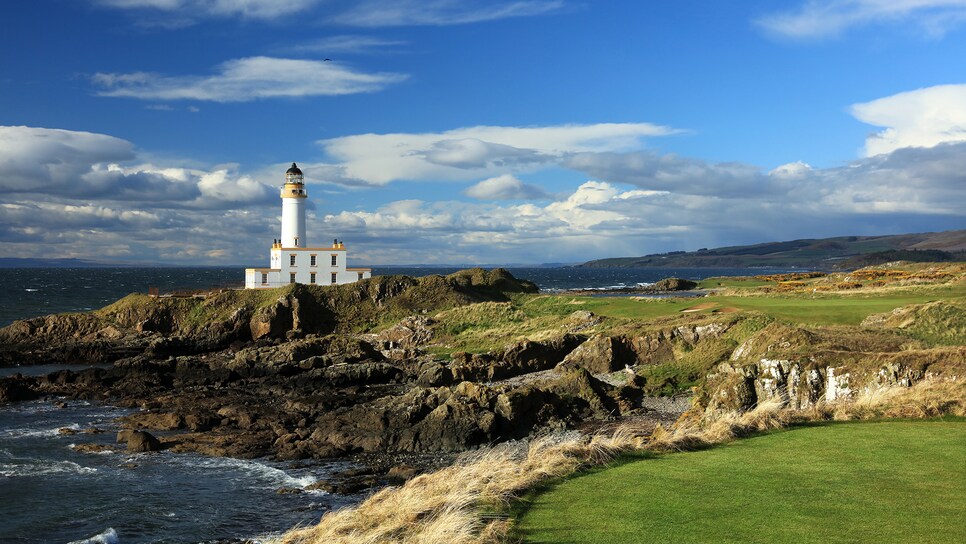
579,230 -> 966,270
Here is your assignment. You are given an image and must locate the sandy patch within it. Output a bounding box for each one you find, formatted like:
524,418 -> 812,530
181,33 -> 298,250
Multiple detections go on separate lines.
680,302 -> 718,313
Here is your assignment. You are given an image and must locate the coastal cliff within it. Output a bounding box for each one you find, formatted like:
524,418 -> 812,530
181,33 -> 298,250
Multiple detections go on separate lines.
2,264 -> 963,499
0,268 -> 538,366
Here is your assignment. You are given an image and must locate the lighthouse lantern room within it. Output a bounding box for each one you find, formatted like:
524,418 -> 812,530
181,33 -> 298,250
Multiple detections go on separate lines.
244,163 -> 371,289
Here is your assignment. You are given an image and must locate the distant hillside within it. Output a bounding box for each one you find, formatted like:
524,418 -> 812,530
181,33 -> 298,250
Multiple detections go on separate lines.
0,258 -> 175,268
579,230 -> 966,270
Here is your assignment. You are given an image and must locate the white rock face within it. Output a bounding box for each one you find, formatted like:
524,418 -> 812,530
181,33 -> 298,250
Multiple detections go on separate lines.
825,367 -> 852,403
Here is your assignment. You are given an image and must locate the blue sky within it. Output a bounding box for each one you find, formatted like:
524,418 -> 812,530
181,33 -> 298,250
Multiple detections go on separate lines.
1,0 -> 964,265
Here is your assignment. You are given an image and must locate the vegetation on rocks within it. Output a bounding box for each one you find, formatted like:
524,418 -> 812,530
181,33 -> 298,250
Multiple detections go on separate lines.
1,261 -> 963,544
275,379 -> 966,544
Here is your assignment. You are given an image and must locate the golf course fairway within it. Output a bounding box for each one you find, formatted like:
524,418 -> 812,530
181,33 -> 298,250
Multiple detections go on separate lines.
517,420 -> 966,543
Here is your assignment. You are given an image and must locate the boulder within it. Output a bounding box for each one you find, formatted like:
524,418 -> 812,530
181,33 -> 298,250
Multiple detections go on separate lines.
233,334 -> 383,368
0,376 -> 39,403
557,335 -> 636,374
486,334 -> 586,380
126,430 -> 162,453
652,278 -> 698,291
377,316 -> 436,348
416,361 -> 454,387
387,464 -> 420,481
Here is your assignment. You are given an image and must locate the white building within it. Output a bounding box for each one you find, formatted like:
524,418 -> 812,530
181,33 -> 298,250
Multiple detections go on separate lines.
245,163 -> 371,289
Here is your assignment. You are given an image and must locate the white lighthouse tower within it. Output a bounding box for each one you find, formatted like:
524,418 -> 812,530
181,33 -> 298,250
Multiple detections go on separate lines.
244,162 -> 371,289
280,163 -> 307,248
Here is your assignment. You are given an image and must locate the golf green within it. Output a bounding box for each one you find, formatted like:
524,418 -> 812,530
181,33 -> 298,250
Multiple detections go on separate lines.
517,420 -> 966,543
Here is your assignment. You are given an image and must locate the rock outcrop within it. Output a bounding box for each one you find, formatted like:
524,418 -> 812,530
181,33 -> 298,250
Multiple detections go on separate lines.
696,320 -> 965,414
123,430 -> 162,453
0,268 -> 539,366
652,277 -> 699,291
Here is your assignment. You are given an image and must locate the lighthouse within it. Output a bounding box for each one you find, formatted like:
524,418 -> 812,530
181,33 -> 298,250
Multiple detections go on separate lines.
280,163 -> 307,248
244,163 -> 371,289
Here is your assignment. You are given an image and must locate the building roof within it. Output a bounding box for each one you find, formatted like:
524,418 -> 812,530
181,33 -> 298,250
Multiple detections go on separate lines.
285,162 -> 303,176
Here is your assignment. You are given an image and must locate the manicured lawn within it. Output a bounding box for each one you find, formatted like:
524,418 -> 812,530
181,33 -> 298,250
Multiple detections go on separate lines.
535,285 -> 964,326
517,420 -> 966,544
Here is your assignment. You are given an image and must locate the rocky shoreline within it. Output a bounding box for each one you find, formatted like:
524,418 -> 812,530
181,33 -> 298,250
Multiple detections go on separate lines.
4,267 -> 959,500
555,277 -> 705,297
0,269 -> 693,494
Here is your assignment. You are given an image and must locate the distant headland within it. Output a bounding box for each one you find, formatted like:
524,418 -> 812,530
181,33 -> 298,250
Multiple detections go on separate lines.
578,229 -> 966,270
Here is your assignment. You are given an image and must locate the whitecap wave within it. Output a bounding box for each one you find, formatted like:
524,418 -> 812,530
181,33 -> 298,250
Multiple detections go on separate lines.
1,422 -> 82,439
176,455 -> 318,490
67,527 -> 119,544
0,458 -> 98,477
24,288 -> 39,292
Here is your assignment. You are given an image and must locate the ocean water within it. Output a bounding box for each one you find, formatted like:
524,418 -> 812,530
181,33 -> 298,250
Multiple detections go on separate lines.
0,266 -> 786,327
0,399 -> 357,544
0,265 -> 789,543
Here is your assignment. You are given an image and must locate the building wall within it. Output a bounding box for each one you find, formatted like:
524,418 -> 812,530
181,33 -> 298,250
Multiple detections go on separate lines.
246,247 -> 371,288
245,268 -> 280,288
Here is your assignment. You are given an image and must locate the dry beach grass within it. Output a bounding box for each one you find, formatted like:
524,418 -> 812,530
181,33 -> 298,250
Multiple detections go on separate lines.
276,378 -> 966,544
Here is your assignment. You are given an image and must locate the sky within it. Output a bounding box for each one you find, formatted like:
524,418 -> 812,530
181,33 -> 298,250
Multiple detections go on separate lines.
0,0 -> 964,266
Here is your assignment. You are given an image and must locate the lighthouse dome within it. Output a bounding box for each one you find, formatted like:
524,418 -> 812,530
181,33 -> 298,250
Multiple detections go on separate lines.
286,162 -> 303,176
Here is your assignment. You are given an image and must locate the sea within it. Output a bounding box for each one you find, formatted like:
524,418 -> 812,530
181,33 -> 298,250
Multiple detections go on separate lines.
0,266 -> 787,543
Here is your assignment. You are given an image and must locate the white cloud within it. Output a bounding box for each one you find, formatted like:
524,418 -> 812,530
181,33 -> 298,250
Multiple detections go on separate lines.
93,57 -> 408,102
321,144 -> 965,264
0,126 -> 135,192
96,0 -> 564,27
769,161 -> 813,178
314,122 -> 679,186
563,151 -> 771,197
331,0 -> 564,27
0,126 -> 276,209
95,0 -> 320,19
464,174 -> 549,200
850,84 -> 966,156
758,0 -> 966,39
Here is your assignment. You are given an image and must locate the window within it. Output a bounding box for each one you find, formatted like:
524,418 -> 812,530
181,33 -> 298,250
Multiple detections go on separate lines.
289,254 -> 296,266
358,272 -> 364,280
331,254 -> 338,266
290,273 -> 296,284
310,272 -> 316,284
310,254 -> 317,266
261,273 -> 268,285
331,273 -> 337,284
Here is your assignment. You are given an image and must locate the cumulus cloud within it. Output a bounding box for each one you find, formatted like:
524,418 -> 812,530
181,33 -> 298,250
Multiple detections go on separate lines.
315,122 -> 678,186
850,84 -> 966,156
0,125 -> 305,265
0,126 -> 276,209
323,181 -> 709,263
464,174 -> 549,200
331,0 -> 564,27
563,151 -> 772,197
0,126 -> 135,192
321,141 -> 964,264
757,0 -> 966,39
92,57 -> 408,102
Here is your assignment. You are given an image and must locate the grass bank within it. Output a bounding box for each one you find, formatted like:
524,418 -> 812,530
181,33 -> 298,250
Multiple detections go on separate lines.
517,419 -> 966,543
517,282 -> 964,326
275,380 -> 966,544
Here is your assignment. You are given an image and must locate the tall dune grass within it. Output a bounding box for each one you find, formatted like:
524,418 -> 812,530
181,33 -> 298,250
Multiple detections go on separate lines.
276,378 -> 965,544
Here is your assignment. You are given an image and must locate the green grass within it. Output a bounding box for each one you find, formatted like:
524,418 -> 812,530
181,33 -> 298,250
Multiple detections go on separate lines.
519,284 -> 964,326
516,420 -> 966,544
427,282 -> 963,356
697,276 -> 773,289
